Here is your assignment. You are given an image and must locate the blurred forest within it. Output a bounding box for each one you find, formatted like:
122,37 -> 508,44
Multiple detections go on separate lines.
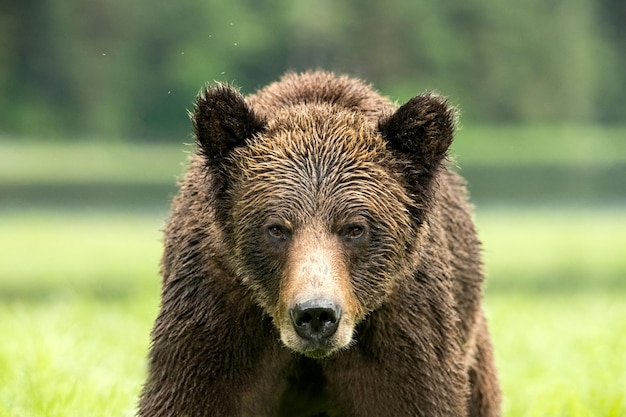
1,0 -> 625,141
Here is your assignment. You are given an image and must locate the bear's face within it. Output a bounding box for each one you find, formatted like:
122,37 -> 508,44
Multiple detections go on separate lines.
228,106 -> 417,357
192,85 -> 454,358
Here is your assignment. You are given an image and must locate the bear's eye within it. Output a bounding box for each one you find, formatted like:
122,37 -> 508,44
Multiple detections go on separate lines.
267,224 -> 289,241
341,224 -> 366,241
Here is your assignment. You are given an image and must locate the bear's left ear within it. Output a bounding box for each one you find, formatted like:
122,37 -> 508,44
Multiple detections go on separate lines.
192,84 -> 266,166
378,93 -> 456,172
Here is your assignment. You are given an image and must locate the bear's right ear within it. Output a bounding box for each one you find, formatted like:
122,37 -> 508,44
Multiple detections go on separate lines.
378,92 -> 456,172
192,84 -> 265,165
378,93 -> 456,222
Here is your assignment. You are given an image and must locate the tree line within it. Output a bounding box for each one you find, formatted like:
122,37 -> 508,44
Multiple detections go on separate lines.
1,0 -> 624,141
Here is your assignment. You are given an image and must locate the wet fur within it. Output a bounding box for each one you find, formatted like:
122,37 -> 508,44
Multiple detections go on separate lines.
138,71 -> 501,417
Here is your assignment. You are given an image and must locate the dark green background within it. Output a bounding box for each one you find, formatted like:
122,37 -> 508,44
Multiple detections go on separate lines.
2,0 -> 625,140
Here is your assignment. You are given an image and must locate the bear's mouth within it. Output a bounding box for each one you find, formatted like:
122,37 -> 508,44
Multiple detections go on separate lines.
301,345 -> 335,359
279,328 -> 344,358
293,332 -> 356,358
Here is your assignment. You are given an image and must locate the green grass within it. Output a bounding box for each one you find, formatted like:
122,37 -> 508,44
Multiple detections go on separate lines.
0,298 -> 155,417
0,213 -> 162,417
1,209 -> 625,416
0,212 -> 164,297
477,209 -> 626,417
488,295 -> 626,417
478,209 -> 626,293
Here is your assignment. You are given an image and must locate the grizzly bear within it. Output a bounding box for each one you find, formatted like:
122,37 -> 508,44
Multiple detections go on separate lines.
138,71 -> 501,417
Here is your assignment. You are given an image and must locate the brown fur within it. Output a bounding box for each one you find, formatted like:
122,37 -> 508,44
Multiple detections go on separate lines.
138,71 -> 501,417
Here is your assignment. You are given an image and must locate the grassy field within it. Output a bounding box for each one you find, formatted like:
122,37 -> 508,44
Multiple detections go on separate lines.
1,208 -> 625,417
477,210 -> 626,417
0,213 -> 162,417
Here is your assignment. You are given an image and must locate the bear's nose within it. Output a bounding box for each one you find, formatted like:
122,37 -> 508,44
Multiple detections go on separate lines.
290,299 -> 341,341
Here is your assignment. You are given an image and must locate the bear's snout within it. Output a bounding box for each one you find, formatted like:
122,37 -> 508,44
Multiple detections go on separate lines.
276,233 -> 360,357
290,298 -> 342,341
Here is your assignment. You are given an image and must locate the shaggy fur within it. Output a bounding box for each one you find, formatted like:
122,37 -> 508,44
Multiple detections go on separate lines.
138,71 -> 501,417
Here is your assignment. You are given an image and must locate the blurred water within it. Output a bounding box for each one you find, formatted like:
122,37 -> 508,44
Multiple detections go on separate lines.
2,164 -> 624,212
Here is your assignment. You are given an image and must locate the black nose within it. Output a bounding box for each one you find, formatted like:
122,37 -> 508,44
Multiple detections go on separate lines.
290,299 -> 342,341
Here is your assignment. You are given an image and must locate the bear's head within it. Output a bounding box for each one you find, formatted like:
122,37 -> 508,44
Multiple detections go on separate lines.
192,84 -> 455,358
